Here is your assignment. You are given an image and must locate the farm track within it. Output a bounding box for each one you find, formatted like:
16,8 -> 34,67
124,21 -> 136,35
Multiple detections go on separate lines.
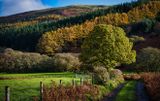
101,82 -> 127,101
102,81 -> 150,101
136,81 -> 150,101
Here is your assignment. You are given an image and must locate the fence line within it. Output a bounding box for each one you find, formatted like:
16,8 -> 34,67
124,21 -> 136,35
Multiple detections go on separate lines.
3,76 -> 93,100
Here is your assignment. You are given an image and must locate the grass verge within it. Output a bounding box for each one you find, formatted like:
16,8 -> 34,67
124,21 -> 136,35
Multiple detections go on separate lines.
115,81 -> 137,101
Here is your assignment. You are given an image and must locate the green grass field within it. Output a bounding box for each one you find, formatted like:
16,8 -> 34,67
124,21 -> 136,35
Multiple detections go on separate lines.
0,72 -> 91,101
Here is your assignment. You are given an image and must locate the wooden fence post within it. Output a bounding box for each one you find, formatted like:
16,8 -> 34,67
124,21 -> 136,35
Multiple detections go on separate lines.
60,80 -> 62,85
80,78 -> 83,86
72,79 -> 75,87
5,86 -> 10,101
40,81 -> 43,101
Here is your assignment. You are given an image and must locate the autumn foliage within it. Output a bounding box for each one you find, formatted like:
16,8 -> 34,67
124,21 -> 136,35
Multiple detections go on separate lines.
42,82 -> 100,101
128,1 -> 160,23
0,1 -> 159,52
37,1 -> 160,54
141,73 -> 160,101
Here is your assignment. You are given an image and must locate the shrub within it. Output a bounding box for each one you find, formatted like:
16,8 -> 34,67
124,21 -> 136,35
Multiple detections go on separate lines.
93,66 -> 110,85
53,53 -> 81,72
123,73 -> 141,80
42,82 -> 101,101
141,73 -> 160,101
141,18 -> 156,33
108,69 -> 124,88
110,69 -> 123,79
130,18 -> 156,34
0,48 -> 82,73
129,35 -> 145,44
0,48 -> 56,72
136,47 -> 160,72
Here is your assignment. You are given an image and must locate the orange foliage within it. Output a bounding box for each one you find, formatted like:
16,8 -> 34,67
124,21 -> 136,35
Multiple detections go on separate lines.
141,73 -> 160,101
37,1 -> 160,54
37,21 -> 96,54
128,1 -> 160,22
42,82 -> 100,101
95,13 -> 129,26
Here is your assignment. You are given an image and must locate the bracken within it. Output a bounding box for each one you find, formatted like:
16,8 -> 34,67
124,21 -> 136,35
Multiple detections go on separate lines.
141,73 -> 160,101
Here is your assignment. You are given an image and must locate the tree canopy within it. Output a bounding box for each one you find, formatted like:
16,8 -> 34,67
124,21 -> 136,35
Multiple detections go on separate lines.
37,1 -> 160,54
80,24 -> 136,70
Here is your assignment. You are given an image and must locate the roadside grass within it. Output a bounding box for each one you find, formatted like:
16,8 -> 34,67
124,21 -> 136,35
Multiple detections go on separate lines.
115,81 -> 137,101
0,72 -> 91,101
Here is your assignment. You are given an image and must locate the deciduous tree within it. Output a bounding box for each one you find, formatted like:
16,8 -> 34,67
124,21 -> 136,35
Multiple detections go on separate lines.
80,24 -> 136,70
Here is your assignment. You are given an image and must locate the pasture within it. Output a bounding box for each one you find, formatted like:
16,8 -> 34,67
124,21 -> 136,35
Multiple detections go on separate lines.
0,72 -> 91,101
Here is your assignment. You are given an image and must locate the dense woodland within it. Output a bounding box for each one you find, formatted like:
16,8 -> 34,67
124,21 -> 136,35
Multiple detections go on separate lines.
0,0 -> 159,73
38,1 -> 160,54
0,0 -> 155,51
0,0 -> 159,72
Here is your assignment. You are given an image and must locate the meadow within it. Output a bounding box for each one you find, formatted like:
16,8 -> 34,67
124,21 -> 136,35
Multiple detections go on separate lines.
0,72 -> 91,101
0,0 -> 160,101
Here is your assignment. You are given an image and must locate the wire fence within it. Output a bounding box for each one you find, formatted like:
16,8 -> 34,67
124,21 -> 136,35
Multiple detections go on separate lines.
0,73 -> 94,101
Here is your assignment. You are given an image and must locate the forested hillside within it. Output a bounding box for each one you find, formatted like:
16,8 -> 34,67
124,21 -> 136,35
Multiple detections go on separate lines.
0,5 -> 109,31
38,1 -> 160,55
0,5 -> 109,23
0,0 -> 153,52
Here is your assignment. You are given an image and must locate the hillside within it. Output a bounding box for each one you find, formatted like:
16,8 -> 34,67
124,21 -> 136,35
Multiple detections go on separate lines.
38,1 -> 160,54
0,5 -> 109,23
0,0 -> 160,53
0,0 -> 151,52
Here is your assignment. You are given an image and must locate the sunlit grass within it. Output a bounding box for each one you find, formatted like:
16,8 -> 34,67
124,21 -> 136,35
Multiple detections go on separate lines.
0,72 -> 75,78
0,72 -> 91,101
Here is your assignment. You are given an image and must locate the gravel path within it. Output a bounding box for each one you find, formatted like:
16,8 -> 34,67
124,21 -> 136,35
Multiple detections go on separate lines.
136,81 -> 150,101
101,82 -> 127,101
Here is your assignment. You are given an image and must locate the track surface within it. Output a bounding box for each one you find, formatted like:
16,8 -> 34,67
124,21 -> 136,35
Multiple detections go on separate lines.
102,81 -> 150,101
